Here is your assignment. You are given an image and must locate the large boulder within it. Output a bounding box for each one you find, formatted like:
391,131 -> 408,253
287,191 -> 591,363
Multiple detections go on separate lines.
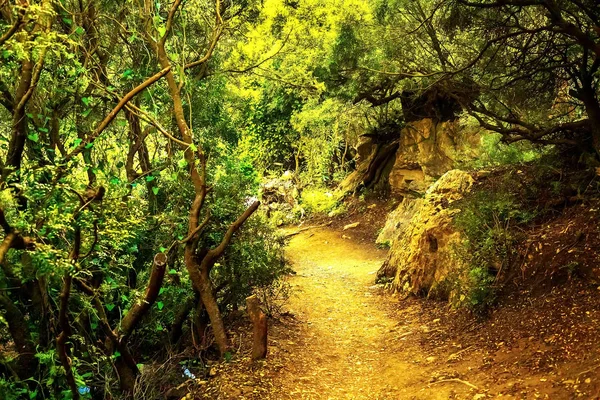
376,197 -> 423,246
378,170 -> 474,298
388,119 -> 481,193
338,118 -> 481,196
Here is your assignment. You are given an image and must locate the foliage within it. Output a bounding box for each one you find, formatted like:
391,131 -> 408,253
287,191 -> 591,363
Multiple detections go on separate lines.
465,133 -> 545,169
452,182 -> 537,313
300,187 -> 342,215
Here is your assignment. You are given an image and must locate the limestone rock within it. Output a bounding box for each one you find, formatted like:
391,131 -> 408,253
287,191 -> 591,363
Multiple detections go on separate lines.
376,197 -> 423,247
388,119 -> 481,193
379,170 -> 474,297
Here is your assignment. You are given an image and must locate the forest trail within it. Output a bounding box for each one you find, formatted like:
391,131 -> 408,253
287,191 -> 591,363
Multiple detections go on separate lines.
199,224 -> 599,399
270,227 -> 473,400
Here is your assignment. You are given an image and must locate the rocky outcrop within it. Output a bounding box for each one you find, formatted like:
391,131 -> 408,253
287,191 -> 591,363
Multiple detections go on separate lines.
376,197 -> 423,246
388,119 -> 481,193
261,172 -> 299,206
377,170 -> 474,299
339,118 -> 481,196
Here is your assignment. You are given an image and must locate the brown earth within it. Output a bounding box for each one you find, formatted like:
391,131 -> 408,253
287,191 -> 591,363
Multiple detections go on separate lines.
188,224 -> 600,400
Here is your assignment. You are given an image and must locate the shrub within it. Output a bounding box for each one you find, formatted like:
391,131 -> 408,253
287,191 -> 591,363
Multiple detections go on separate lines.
300,187 -> 341,215
465,133 -> 544,169
451,185 -> 537,313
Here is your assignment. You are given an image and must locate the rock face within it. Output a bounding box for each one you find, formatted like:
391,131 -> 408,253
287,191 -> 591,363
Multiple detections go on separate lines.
376,197 -> 423,246
338,118 -> 481,196
388,118 -> 481,193
378,170 -> 474,298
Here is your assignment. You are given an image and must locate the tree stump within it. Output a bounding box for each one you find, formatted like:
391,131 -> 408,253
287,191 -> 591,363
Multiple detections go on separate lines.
246,295 -> 267,360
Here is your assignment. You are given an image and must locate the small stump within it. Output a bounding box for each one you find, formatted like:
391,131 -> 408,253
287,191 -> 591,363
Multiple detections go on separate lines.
246,295 -> 267,360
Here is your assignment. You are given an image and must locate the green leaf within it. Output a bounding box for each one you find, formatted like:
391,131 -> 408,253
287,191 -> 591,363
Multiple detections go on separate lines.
168,269 -> 177,275
38,127 -> 49,133
178,158 -> 188,168
113,351 -> 121,358
121,294 -> 128,302
85,142 -> 94,149
157,301 -> 164,310
81,108 -> 92,117
122,69 -> 133,78
106,303 -> 115,312
81,97 -> 90,106
159,246 -> 166,252
75,26 -> 85,35
73,138 -> 83,147
27,133 -> 39,142
146,175 -> 156,182
157,26 -> 166,37
62,18 -> 73,25
152,187 -> 159,195
26,113 -> 33,119
159,287 -> 165,295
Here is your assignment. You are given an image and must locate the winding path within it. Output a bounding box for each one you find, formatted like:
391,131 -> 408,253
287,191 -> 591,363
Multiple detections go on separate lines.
271,227 -> 460,399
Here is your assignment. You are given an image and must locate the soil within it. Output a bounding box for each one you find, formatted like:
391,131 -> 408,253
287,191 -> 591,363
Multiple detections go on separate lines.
187,223 -> 600,400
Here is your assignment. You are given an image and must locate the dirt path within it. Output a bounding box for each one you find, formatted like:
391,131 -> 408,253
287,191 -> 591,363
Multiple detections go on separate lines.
199,225 -> 600,399
271,227 -> 469,400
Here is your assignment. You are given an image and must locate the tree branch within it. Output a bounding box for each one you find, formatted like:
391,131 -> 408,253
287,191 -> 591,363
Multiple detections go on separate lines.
204,201 -> 260,265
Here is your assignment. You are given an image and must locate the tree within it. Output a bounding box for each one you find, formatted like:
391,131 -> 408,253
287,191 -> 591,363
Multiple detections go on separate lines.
449,0 -> 600,154
0,0 -> 286,397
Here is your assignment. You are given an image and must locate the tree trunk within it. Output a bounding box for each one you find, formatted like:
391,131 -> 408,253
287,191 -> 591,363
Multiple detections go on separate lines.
192,297 -> 209,348
170,296 -> 194,345
197,271 -> 229,355
0,293 -> 37,378
4,60 -> 32,182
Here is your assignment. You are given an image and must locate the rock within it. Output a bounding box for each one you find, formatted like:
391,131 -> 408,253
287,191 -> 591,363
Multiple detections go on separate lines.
380,170 -> 475,298
388,119 -> 481,193
260,175 -> 299,206
376,197 -> 423,247
338,117 -> 482,196
343,222 -> 360,230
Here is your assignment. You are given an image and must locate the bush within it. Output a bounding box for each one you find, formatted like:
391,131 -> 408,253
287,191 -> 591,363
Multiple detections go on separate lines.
300,187 -> 342,215
211,214 -> 291,312
465,133 -> 544,169
451,184 -> 537,313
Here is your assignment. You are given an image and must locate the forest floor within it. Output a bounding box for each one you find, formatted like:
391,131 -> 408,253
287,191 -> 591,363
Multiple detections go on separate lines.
193,223 -> 600,400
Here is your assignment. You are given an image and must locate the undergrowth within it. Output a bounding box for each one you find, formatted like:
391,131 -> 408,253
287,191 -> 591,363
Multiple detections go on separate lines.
451,171 -> 540,314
